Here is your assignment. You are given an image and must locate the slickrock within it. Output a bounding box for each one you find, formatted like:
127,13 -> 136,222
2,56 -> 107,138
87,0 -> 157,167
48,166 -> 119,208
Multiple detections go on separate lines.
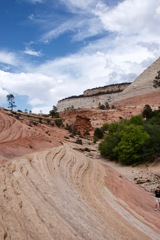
0,143 -> 160,240
0,109 -> 67,162
113,58 -> 160,103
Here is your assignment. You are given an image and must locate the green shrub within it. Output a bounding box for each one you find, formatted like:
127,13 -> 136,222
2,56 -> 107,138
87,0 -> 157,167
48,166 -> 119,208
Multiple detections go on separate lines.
114,125 -> 150,165
99,107 -> 160,165
142,104 -> 153,119
99,132 -> 121,160
94,128 -> 104,139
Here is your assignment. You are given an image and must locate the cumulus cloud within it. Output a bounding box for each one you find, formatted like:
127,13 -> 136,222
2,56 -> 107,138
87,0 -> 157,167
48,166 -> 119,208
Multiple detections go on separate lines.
0,70 -> 57,111
94,0 -> 160,34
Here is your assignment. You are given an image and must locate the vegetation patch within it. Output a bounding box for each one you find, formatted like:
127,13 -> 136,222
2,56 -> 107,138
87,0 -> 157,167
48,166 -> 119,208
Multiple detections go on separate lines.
99,106 -> 160,166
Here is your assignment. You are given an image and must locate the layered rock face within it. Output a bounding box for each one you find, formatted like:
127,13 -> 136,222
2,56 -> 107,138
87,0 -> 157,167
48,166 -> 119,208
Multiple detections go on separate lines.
0,109 -> 67,162
57,84 -> 129,112
57,93 -> 119,112
57,58 -> 160,111
83,83 -> 130,96
113,58 -> 160,104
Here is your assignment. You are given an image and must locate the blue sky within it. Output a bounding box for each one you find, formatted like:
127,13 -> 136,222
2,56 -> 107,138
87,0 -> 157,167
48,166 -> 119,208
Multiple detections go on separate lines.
0,0 -> 160,113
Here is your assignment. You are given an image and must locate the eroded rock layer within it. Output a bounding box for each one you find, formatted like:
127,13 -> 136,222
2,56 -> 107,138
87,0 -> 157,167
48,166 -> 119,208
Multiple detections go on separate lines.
0,109 -> 66,161
0,143 -> 160,240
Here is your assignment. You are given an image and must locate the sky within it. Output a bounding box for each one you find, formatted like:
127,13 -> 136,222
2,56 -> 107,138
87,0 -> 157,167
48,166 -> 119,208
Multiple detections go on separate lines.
0,0 -> 160,113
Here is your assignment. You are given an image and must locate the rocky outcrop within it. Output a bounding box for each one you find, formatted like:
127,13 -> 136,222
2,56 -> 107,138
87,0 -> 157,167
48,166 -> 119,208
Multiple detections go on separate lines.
84,83 -> 130,96
113,58 -> 160,104
0,109 -> 67,162
72,115 -> 93,135
57,58 -> 160,111
57,83 -> 130,112
57,93 -> 120,112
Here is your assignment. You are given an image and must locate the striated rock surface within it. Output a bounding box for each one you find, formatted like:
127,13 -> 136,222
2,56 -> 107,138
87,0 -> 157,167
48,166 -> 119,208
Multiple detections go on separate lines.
113,58 -> 160,104
57,83 -> 130,112
113,89 -> 160,109
57,58 -> 160,111
0,109 -> 67,162
83,83 -> 130,96
0,143 -> 160,240
57,92 -> 120,112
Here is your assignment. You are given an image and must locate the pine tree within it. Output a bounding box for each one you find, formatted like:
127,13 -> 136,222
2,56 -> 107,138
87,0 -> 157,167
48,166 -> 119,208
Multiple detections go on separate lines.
6,94 -> 16,110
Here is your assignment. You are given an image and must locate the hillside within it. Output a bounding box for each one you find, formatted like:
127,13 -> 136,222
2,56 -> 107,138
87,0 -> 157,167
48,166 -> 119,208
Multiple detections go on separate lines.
0,108 -> 160,240
57,58 -> 160,112
0,108 -> 67,162
113,58 -> 160,103
57,83 -> 130,112
1,57 -> 160,239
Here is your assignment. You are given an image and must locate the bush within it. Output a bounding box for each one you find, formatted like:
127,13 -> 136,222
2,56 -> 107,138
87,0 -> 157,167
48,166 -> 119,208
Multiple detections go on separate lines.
142,105 -> 153,119
99,107 -> 160,165
127,115 -> 143,125
94,128 -> 104,139
99,132 -> 121,160
114,125 -> 150,165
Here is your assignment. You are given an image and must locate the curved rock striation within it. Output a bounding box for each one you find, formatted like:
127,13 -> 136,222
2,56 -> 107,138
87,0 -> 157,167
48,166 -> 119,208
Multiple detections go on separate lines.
0,143 -> 160,240
0,109 -> 66,161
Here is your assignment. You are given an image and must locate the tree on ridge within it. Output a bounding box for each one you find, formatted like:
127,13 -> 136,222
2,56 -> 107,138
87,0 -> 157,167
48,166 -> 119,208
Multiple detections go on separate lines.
6,94 -> 16,110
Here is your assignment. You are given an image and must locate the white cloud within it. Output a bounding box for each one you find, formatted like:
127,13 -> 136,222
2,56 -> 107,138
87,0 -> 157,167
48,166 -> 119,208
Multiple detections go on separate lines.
0,51 -> 18,66
0,88 -> 9,106
1,0 -> 160,113
41,0 -> 102,42
41,20 -> 74,42
24,48 -> 43,57
94,0 -> 160,34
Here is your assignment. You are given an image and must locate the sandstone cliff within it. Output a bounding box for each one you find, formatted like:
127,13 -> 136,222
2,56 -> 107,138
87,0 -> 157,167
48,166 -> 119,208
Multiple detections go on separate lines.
57,83 -> 130,112
113,58 -> 160,105
57,58 -> 160,111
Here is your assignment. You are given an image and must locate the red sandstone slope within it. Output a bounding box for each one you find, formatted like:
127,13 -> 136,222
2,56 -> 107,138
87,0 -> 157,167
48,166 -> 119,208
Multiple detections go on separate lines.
0,109 -> 160,239
0,109 -> 67,162
0,143 -> 160,240
113,89 -> 160,108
